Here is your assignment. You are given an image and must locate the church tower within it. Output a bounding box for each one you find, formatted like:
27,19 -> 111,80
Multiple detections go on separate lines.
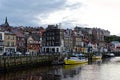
4,17 -> 9,27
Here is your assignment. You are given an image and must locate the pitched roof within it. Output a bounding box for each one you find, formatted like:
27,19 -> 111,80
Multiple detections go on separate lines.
12,29 -> 25,37
30,33 -> 40,41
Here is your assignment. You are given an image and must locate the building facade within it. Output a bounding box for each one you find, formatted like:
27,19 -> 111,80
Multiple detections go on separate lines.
27,33 -> 40,54
42,25 -> 64,54
64,29 -> 73,53
73,30 -> 83,53
4,31 -> 16,53
0,31 -> 4,55
12,29 -> 26,53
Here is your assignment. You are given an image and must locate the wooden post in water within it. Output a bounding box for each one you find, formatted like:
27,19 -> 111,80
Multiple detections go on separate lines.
25,55 -> 28,64
3,56 -> 7,70
0,56 -> 2,67
7,56 -> 10,67
14,55 -> 16,66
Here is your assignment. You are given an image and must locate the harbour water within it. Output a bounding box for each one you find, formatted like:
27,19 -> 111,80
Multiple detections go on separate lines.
0,57 -> 120,80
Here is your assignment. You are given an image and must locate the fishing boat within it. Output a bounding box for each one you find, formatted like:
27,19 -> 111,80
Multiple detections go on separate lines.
64,54 -> 88,65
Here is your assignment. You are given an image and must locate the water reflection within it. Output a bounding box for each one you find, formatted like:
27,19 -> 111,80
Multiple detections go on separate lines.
0,57 -> 120,80
63,64 -> 82,78
0,66 -> 59,80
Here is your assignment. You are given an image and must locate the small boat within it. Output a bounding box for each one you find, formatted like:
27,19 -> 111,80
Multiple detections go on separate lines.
92,55 -> 102,60
64,54 -> 88,65
108,53 -> 115,57
103,52 -> 115,58
92,52 -> 102,60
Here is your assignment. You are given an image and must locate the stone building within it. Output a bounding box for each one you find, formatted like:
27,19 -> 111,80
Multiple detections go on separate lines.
27,33 -> 40,54
64,29 -> 73,53
12,29 -> 25,53
42,25 -> 64,54
4,31 -> 16,53
72,30 -> 83,53
0,31 -> 4,55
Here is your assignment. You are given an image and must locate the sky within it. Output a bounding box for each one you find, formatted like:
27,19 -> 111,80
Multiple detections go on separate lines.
0,0 -> 120,35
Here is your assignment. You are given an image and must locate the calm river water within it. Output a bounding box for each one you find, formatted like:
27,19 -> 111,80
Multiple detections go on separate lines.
1,57 -> 120,80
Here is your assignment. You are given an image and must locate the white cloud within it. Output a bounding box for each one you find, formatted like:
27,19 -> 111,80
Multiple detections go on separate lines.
0,0 -> 66,26
1,0 -> 120,35
36,0 -> 84,25
37,0 -> 120,35
82,0 -> 120,35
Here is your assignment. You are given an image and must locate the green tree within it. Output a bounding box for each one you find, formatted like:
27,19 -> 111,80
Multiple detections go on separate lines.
104,35 -> 120,43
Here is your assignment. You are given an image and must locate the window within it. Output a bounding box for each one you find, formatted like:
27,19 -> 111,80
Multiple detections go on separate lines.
44,48 -> 45,52
47,37 -> 48,40
52,42 -> 54,46
52,37 -> 55,40
0,33 -> 2,40
22,38 -> 24,41
0,42 -> 3,46
57,48 -> 59,52
7,42 -> 10,46
19,43 -> 21,46
11,42 -> 14,46
47,42 -> 49,46
52,48 -> 55,52
17,37 -> 19,40
12,36 -> 14,40
49,42 -> 51,46
53,33 -> 54,35
29,40 -> 32,43
7,36 -> 10,39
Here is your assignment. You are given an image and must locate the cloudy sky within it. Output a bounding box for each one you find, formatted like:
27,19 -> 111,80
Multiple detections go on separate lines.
0,0 -> 120,35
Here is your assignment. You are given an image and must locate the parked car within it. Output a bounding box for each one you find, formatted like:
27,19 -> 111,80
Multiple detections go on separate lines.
15,51 -> 22,55
25,52 -> 30,55
3,52 -> 11,56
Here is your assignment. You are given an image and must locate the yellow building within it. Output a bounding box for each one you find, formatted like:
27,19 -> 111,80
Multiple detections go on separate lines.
4,31 -> 16,53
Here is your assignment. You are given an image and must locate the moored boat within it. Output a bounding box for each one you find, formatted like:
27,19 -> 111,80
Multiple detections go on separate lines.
92,55 -> 102,60
103,52 -> 115,58
64,54 -> 88,65
92,52 -> 102,60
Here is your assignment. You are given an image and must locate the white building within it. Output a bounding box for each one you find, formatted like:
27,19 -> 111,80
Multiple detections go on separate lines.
0,31 -> 4,55
110,41 -> 120,52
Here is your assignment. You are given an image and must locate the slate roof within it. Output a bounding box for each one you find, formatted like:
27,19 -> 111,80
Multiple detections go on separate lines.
12,29 -> 25,37
30,33 -> 40,41
4,31 -> 15,35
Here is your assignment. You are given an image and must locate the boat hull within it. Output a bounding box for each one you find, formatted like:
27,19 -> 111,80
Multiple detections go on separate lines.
92,56 -> 102,60
64,59 -> 88,65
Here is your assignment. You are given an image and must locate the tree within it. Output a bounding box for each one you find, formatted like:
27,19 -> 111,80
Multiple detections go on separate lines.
104,35 -> 120,43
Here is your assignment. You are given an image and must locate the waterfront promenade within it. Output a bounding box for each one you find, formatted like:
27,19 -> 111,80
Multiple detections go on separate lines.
0,52 -> 117,72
